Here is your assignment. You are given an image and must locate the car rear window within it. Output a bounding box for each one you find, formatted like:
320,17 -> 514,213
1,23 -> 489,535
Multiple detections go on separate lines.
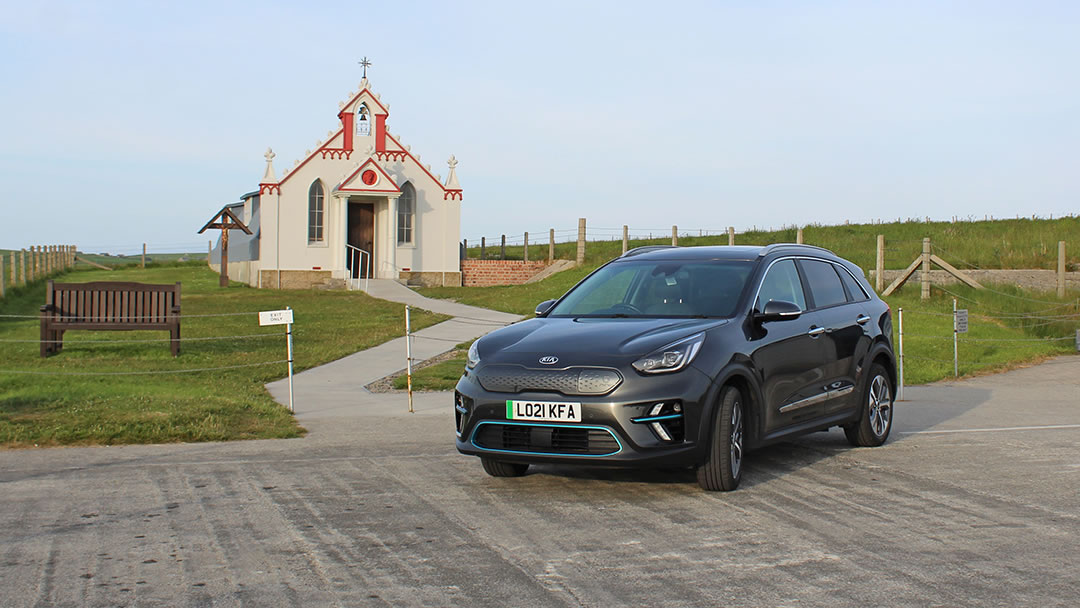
800,259 -> 848,309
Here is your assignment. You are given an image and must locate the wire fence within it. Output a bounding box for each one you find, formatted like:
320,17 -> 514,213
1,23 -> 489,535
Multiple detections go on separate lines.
896,290 -> 1080,396
0,305 -> 298,381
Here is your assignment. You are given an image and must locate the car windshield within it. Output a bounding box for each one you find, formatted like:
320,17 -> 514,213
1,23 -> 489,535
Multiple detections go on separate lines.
548,260 -> 754,318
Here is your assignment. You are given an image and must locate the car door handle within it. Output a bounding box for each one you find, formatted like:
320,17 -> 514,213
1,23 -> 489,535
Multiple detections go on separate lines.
856,314 -> 871,325
807,326 -> 826,337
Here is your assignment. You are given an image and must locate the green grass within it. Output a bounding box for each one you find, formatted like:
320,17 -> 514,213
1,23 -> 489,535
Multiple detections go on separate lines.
0,264 -> 447,447
467,216 -> 1080,273
885,284 -> 1080,385
393,355 -> 470,391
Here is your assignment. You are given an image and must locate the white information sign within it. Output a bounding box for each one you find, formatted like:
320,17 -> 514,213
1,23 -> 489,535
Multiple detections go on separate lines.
955,309 -> 968,333
259,309 -> 294,326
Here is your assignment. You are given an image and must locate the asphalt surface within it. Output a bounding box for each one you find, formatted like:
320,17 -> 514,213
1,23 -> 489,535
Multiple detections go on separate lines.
2,356 -> 1078,607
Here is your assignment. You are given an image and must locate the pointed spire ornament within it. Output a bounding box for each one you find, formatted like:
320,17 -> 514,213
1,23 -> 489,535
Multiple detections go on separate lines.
445,155 -> 461,189
262,147 -> 277,182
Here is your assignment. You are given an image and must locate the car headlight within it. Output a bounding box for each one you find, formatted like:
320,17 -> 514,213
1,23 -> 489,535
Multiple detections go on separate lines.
632,333 -> 705,374
467,341 -> 481,369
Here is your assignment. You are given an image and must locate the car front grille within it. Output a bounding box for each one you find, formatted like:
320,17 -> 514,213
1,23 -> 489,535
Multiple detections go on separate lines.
472,422 -> 621,456
475,365 -> 622,396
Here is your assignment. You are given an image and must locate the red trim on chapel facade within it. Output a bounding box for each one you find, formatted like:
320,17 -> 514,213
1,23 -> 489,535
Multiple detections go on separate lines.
337,158 -> 403,194
262,85 -> 462,201
374,114 -> 387,153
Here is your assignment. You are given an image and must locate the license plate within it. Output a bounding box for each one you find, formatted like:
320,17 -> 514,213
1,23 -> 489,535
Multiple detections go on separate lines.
506,400 -> 582,423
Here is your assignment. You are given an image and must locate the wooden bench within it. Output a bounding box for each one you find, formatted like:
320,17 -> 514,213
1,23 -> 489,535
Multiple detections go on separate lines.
40,280 -> 181,358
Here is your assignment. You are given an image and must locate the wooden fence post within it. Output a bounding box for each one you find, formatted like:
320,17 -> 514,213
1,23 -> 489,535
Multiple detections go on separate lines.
142,243 -> 146,268
622,225 -> 628,254
462,239 -> 468,260
577,218 -> 586,265
921,237 -> 931,301
500,235 -> 506,260
672,225 -> 678,246
1,254 -> 5,298
9,251 -> 15,286
1059,241 -> 1066,298
549,229 -> 555,262
728,227 -> 735,246
20,250 -> 26,284
524,232 -> 529,263
481,237 -> 486,260
876,235 -> 885,292
797,228 -> 804,244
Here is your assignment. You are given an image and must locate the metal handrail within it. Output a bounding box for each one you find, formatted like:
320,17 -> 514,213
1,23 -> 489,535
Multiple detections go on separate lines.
345,244 -> 372,292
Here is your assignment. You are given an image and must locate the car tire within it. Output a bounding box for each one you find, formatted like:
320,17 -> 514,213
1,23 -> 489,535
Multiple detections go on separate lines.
844,363 -> 894,447
697,385 -> 744,491
481,458 -> 529,477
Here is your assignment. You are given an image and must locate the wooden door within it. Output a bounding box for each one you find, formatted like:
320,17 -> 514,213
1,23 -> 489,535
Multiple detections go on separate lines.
348,203 -> 375,279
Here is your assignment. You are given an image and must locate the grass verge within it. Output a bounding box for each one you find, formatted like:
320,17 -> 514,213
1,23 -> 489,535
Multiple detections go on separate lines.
0,263 -> 447,447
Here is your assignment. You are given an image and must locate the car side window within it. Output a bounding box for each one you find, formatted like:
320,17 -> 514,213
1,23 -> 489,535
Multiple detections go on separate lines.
800,259 -> 848,309
836,264 -> 870,301
756,259 -> 807,311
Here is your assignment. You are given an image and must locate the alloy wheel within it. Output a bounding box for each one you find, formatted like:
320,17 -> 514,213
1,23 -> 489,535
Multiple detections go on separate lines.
868,374 -> 892,438
730,399 -> 743,478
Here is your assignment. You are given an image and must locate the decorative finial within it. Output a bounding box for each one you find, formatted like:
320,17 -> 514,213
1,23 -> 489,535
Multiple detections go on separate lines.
359,56 -> 372,79
262,147 -> 277,182
445,155 -> 461,189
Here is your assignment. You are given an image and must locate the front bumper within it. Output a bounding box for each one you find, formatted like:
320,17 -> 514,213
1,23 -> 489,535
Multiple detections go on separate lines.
454,365 -> 716,468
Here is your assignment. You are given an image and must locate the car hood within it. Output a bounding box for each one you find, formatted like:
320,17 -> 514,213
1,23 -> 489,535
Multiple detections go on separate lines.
476,317 -> 728,367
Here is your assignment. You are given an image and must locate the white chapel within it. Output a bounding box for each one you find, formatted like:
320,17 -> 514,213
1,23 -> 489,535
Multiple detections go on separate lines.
208,71 -> 463,288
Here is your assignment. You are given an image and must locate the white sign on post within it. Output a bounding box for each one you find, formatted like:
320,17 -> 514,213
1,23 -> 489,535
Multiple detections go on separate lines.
259,308 -> 295,413
259,309 -> 294,326
955,309 -> 968,333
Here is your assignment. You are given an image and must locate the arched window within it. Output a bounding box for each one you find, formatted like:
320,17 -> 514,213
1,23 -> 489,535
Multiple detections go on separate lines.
356,104 -> 371,136
398,182 -> 415,245
308,180 -> 324,243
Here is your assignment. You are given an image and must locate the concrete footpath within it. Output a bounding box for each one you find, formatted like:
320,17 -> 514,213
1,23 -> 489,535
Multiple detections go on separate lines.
265,279 -> 522,422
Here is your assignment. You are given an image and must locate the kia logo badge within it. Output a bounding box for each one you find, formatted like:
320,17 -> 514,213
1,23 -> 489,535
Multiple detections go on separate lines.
539,356 -> 559,365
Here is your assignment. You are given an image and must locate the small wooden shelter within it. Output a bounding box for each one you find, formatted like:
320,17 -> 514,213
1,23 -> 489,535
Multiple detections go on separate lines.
199,206 -> 252,287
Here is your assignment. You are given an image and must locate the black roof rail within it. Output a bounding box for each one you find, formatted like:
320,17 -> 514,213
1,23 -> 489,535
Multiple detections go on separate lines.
620,245 -> 679,258
757,243 -> 836,257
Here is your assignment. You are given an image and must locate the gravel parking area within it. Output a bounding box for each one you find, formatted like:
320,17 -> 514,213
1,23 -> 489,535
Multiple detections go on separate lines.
2,357 -> 1078,607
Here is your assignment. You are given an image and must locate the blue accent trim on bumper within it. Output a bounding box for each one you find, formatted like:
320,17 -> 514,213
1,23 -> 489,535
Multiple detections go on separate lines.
630,413 -> 683,424
469,420 -> 623,458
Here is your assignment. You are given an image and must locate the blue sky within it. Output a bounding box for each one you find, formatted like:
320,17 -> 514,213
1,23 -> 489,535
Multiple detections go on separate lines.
1,1 -> 1076,253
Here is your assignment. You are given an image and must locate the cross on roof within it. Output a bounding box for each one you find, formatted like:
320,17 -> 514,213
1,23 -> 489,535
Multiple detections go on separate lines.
359,57 -> 372,79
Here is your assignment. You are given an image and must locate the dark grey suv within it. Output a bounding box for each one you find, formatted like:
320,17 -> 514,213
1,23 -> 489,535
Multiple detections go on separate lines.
454,244 -> 896,491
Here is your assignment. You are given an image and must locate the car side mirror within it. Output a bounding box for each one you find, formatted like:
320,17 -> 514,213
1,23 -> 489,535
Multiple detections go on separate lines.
535,299 -> 556,316
755,300 -> 802,322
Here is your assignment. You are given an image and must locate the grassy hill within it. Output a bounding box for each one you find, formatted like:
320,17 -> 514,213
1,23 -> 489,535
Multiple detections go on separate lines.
468,216 -> 1080,272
